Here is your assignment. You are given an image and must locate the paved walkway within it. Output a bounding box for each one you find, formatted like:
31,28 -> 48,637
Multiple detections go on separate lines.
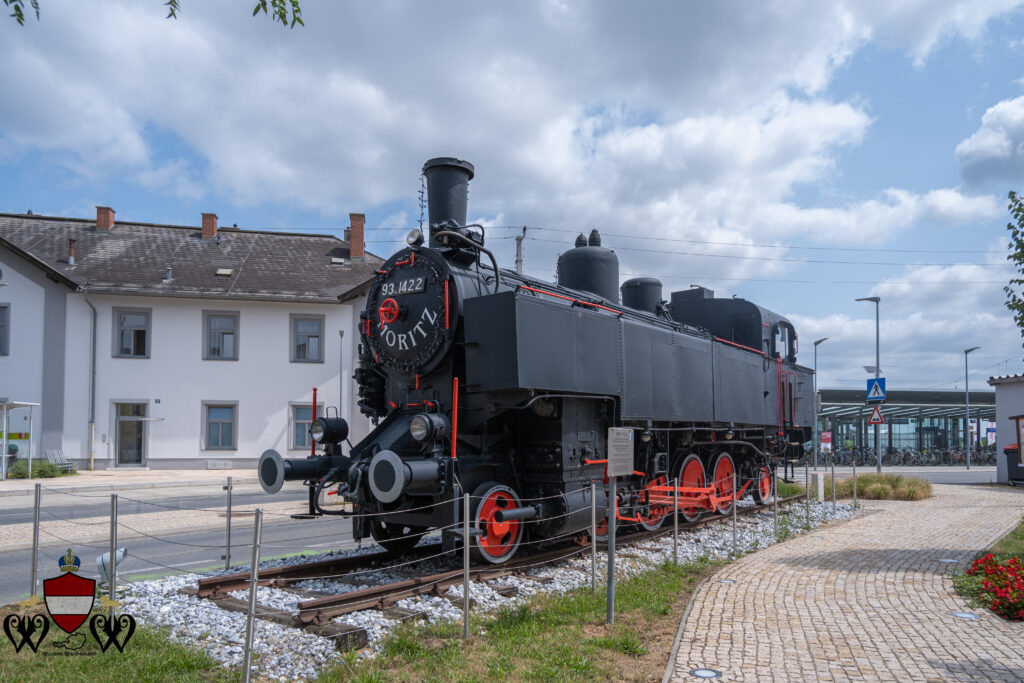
0,468 -> 257,496
667,484 -> 1024,682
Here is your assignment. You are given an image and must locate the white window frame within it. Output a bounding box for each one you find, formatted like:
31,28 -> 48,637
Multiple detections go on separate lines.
202,401 -> 238,451
289,402 -> 325,451
203,310 -> 240,361
112,307 -> 152,358
290,313 -> 325,363
0,303 -> 9,356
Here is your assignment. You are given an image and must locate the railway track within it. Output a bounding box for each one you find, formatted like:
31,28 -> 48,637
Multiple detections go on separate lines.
189,493 -> 807,650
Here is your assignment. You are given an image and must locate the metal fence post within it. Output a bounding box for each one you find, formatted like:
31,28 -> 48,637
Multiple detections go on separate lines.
224,476 -> 233,570
463,493 -> 471,639
731,473 -> 737,556
590,482 -> 597,592
852,460 -> 858,508
673,475 -> 679,565
109,494 -> 117,621
805,463 -> 811,530
606,476 -> 616,625
31,483 -> 40,596
772,471 -> 778,540
831,456 -> 836,513
242,508 -> 263,683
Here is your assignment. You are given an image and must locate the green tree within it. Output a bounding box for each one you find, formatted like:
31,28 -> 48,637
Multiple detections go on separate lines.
1005,190 -> 1024,345
4,0 -> 303,27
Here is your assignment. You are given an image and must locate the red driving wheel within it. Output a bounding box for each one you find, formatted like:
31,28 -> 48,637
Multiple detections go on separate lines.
471,482 -> 524,563
753,465 -> 773,505
710,452 -> 735,515
676,453 -> 706,522
378,298 -> 400,325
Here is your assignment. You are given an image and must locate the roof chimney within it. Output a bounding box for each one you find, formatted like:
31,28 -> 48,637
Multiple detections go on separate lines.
96,206 -> 114,231
349,213 -> 365,260
202,212 -> 218,239
68,238 -> 76,265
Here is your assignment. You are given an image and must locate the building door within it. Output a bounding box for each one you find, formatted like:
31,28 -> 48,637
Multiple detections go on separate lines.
115,403 -> 147,466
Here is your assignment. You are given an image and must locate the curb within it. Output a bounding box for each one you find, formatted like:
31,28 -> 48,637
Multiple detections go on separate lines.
0,477 -> 259,498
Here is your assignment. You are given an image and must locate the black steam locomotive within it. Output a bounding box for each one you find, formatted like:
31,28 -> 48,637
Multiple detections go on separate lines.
258,157 -> 812,563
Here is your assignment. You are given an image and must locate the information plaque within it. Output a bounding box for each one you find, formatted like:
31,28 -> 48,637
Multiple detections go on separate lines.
606,428 -> 635,478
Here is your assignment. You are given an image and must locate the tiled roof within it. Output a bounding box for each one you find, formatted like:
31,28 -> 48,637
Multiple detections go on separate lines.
988,374 -> 1024,386
0,213 -> 384,303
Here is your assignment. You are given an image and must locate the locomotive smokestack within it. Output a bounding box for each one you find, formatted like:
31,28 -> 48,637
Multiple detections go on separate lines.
422,157 -> 475,247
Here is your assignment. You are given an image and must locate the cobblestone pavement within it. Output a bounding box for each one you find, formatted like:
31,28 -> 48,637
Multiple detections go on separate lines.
668,485 -> 1024,682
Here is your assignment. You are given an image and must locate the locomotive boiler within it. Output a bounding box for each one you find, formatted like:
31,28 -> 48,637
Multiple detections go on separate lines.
258,157 -> 813,563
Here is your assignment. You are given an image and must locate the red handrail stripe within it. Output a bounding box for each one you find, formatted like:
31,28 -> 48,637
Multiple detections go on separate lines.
714,337 -> 765,355
519,285 -> 622,316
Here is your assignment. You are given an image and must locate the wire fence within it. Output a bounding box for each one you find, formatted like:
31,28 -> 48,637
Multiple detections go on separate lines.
15,463 -> 843,681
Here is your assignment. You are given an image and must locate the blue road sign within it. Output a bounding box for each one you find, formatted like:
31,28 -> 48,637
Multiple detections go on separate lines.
866,378 -> 886,402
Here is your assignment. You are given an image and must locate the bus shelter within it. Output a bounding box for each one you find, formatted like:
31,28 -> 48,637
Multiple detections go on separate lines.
1,400 -> 41,480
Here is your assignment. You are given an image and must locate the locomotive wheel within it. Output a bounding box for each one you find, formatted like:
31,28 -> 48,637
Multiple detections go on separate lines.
672,453 -> 707,522
638,476 -> 670,530
471,482 -> 524,564
369,519 -> 427,557
709,452 -> 736,515
752,465 -> 774,505
592,486 -> 610,542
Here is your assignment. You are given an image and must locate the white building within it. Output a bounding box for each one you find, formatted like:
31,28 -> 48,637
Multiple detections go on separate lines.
0,207 -> 383,470
988,374 -> 1024,483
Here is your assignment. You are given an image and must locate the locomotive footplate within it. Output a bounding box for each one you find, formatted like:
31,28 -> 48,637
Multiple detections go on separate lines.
644,481 -> 752,515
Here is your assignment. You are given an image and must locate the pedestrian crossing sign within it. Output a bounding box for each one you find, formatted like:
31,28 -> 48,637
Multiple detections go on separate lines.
868,405 -> 885,425
866,378 -> 886,402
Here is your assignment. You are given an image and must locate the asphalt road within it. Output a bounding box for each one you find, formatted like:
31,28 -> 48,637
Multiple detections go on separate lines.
0,489 -> 299,526
1,512 -> 355,606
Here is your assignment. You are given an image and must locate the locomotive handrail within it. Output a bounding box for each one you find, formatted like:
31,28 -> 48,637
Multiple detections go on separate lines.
713,336 -> 765,355
518,284 -> 623,316
432,229 -> 502,294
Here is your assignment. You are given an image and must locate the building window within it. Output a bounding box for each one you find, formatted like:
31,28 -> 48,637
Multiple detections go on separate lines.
204,311 -> 239,360
113,308 -> 151,358
204,403 -> 237,450
291,314 -> 324,363
291,404 -> 325,450
0,305 -> 8,355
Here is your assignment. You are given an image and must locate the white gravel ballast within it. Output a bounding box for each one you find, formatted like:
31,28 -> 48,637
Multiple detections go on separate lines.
120,500 -> 854,681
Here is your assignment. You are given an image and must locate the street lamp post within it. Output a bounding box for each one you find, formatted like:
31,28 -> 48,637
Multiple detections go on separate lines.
813,338 -> 828,471
856,296 -> 882,473
965,346 -> 979,470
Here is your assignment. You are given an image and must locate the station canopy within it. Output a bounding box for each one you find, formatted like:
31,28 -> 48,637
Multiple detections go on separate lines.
819,389 -> 995,421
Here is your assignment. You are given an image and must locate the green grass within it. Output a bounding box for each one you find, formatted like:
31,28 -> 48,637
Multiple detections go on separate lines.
321,556 -> 718,682
776,479 -> 804,498
955,515 -> 1024,608
0,604 -> 236,682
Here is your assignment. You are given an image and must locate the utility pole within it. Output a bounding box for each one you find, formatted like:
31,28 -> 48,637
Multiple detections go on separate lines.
965,346 -> 979,470
515,226 -> 526,273
813,338 -> 828,470
856,296 -> 882,473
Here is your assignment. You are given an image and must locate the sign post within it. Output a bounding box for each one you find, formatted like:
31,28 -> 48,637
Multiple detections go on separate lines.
605,427 -> 634,625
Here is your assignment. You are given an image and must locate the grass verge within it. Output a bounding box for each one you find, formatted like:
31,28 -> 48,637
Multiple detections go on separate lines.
319,556 -> 720,682
0,602 -> 236,682
954,515 -> 1024,610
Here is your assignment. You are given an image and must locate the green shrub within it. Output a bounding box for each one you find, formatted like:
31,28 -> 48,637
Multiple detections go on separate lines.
862,482 -> 893,499
6,459 -> 61,479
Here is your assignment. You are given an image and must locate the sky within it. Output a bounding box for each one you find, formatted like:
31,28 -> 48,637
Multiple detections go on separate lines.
2,1 -> 1024,392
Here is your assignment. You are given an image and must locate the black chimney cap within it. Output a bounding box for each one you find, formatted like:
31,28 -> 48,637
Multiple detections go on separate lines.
575,233 -> 587,247
422,157 -> 475,180
588,229 -> 602,247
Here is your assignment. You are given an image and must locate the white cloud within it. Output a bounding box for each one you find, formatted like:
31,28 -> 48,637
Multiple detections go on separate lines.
956,94 -> 1024,185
